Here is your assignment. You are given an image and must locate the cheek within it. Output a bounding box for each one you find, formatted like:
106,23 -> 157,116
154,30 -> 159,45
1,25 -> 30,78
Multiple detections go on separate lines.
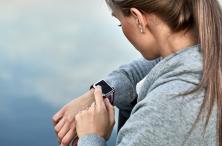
122,23 -> 138,47
122,22 -> 147,52
121,22 -> 160,59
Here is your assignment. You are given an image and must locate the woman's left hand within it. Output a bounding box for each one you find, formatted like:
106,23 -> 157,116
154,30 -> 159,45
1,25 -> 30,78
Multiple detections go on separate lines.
75,85 -> 115,140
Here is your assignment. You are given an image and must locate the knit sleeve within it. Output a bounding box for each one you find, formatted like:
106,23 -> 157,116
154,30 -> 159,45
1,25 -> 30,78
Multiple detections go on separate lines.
104,58 -> 159,113
77,134 -> 106,146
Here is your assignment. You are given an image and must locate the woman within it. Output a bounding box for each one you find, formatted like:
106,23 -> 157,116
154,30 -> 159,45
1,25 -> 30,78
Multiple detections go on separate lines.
53,0 -> 222,146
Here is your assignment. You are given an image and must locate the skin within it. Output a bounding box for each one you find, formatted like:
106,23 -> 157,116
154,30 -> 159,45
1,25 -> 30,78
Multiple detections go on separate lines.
53,89 -> 95,146
52,7 -> 197,146
75,86 -> 115,140
113,8 -> 197,59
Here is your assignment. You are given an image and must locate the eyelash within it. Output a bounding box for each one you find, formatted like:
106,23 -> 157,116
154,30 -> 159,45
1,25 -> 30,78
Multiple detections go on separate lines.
118,24 -> 122,27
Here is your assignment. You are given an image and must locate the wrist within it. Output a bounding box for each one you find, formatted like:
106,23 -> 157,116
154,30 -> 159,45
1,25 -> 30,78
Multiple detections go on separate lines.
77,89 -> 95,110
90,80 -> 115,105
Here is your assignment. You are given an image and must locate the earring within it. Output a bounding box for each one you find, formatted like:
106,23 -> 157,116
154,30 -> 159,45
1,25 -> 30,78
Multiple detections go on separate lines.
139,25 -> 144,33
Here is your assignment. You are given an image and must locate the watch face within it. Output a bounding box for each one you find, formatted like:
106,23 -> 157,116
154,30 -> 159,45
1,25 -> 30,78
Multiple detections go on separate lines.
95,80 -> 113,94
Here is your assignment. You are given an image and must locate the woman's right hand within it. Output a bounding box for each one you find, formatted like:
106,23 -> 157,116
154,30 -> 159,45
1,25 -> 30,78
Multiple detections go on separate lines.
52,89 -> 95,146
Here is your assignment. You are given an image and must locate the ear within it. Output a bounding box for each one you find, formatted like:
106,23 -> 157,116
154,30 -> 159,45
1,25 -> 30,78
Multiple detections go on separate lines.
130,8 -> 148,33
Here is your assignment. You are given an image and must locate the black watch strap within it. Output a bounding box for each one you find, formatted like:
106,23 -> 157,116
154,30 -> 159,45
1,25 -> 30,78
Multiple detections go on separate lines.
90,80 -> 115,105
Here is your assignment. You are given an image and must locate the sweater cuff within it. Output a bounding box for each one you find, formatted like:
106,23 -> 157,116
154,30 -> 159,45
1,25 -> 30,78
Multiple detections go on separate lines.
78,134 -> 106,146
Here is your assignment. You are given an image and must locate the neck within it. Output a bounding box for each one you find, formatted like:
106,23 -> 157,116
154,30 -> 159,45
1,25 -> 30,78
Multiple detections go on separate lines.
153,25 -> 197,57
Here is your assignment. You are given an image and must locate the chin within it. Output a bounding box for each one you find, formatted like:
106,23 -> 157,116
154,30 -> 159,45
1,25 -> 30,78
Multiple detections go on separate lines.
136,46 -> 160,60
142,53 -> 160,60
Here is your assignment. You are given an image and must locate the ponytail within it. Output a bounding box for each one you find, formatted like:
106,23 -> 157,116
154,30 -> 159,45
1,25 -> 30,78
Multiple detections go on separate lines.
192,0 -> 222,145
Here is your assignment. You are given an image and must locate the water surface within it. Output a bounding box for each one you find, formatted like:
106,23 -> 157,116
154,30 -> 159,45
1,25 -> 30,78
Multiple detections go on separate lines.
0,0 -> 139,145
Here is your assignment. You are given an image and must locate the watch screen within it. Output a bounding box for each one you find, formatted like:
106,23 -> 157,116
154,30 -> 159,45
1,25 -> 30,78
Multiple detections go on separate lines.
95,80 -> 113,94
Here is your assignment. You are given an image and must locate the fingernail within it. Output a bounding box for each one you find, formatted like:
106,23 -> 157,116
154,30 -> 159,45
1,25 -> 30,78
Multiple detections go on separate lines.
96,85 -> 102,90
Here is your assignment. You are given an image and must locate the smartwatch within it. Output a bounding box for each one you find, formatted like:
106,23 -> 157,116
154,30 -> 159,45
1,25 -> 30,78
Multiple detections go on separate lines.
90,80 -> 115,105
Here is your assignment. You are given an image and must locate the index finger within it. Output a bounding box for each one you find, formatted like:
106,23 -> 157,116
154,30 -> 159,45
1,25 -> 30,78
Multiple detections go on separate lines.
94,85 -> 105,109
52,108 -> 65,125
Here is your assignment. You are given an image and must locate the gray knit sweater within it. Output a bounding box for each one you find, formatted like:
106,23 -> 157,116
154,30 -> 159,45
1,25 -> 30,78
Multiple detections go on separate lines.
78,45 -> 217,146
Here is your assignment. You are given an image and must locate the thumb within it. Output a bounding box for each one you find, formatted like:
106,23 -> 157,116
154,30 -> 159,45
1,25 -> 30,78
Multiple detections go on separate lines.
104,98 -> 115,123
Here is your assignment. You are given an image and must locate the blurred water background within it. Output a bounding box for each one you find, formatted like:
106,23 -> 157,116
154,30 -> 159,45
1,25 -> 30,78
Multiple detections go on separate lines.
0,0 -> 222,146
0,0 -> 140,145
